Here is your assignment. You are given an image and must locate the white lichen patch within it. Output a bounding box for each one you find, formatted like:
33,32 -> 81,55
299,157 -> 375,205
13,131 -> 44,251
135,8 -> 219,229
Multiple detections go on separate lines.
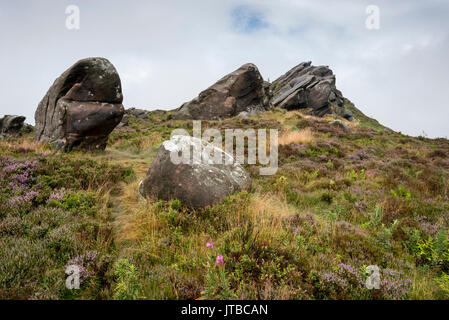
159,135 -> 250,189
93,58 -> 117,76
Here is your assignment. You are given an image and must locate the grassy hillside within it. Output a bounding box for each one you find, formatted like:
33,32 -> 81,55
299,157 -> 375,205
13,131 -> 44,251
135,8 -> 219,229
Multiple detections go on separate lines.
1,104 -> 449,300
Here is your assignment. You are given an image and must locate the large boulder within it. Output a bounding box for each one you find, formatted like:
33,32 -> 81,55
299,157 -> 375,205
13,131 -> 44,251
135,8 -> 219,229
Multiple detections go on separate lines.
173,63 -> 269,120
35,57 -> 124,151
139,135 -> 251,208
271,62 -> 353,120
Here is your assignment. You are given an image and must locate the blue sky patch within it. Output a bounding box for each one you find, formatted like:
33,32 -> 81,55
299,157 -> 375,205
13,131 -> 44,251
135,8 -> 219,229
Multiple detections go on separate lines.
231,5 -> 269,33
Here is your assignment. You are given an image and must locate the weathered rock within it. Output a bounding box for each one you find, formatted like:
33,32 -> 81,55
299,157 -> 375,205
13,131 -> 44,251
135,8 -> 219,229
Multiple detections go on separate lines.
271,62 -> 353,121
329,120 -> 350,131
117,114 -> 129,128
0,115 -> 26,138
139,135 -> 251,208
126,108 -> 151,119
34,57 -> 124,151
174,63 -> 268,120
237,106 -> 266,119
124,108 -> 168,122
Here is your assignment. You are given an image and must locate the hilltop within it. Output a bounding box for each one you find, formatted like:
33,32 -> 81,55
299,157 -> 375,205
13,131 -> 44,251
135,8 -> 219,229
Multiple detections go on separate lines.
1,102 -> 449,299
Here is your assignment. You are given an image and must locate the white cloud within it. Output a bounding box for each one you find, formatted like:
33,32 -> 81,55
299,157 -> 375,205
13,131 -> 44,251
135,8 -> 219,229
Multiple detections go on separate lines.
0,0 -> 448,137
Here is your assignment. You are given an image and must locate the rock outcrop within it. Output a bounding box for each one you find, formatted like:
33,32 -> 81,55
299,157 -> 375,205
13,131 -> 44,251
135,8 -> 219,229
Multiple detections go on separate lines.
34,57 -> 124,151
271,62 -> 353,120
0,115 -> 29,138
139,135 -> 251,208
126,108 -> 153,119
174,63 -> 269,120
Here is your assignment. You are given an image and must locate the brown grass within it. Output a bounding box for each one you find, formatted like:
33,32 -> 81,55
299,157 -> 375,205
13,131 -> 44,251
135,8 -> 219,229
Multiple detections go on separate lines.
139,133 -> 163,150
279,128 -> 314,145
347,119 -> 360,130
251,193 -> 294,223
113,180 -> 159,244
0,138 -> 50,154
409,269 -> 440,300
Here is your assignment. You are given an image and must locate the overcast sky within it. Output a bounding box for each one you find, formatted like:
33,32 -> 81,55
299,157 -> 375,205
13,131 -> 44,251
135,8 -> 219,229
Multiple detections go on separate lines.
1,0 -> 448,137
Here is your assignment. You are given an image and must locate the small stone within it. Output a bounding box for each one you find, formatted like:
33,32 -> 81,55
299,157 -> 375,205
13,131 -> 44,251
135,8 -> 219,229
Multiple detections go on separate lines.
330,120 -> 350,131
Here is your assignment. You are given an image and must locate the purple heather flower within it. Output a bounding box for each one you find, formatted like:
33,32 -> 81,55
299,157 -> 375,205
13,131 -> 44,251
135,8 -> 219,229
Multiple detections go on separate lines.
206,242 -> 214,249
1,156 -> 42,210
66,251 -> 101,284
47,188 -> 67,202
354,201 -> 365,212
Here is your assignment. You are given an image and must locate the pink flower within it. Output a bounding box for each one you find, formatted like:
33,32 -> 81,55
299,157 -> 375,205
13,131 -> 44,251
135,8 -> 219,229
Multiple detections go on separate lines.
206,242 -> 214,249
216,255 -> 224,265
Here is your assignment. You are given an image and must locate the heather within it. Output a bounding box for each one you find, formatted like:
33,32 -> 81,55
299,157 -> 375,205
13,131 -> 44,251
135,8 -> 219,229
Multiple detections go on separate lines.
0,150 -> 134,299
1,106 -> 449,299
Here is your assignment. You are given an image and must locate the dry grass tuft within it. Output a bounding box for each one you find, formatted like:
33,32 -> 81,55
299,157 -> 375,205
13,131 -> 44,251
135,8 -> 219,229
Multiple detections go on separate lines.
347,119 -> 360,130
115,203 -> 157,243
0,138 -> 51,154
139,133 -> 163,150
114,180 -> 158,244
250,193 -> 295,232
409,269 -> 440,300
279,128 -> 314,145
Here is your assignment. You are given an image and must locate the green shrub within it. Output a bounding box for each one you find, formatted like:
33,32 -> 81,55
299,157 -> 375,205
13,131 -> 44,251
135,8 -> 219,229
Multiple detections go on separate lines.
377,220 -> 399,249
202,266 -> 237,300
435,272 -> 449,298
48,191 -> 97,217
36,156 -> 135,191
390,186 -> 412,200
112,258 -> 144,300
415,230 -> 449,270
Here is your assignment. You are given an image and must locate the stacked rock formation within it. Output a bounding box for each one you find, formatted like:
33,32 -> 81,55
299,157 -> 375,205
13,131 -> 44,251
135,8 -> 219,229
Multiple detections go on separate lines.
174,61 -> 353,121
271,61 -> 353,120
